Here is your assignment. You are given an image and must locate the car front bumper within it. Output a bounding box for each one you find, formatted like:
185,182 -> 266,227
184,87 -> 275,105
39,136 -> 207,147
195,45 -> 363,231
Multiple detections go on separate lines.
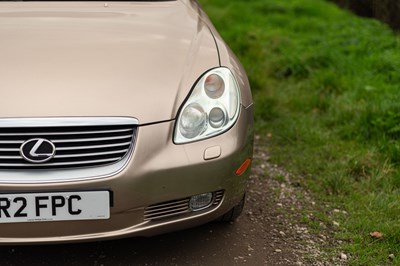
0,105 -> 253,244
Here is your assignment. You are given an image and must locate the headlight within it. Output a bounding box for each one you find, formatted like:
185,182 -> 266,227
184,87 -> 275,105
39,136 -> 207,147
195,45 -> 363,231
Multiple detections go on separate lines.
174,67 -> 240,144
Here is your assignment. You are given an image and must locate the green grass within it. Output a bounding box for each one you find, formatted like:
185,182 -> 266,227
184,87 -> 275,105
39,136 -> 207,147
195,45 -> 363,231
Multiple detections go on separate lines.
200,0 -> 400,264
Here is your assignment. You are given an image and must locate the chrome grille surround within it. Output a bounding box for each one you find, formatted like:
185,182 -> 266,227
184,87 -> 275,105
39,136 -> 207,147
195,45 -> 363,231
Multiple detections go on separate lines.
144,190 -> 224,221
0,117 -> 138,182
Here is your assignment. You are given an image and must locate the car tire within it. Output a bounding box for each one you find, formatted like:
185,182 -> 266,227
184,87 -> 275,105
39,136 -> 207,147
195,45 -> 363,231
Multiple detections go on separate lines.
219,194 -> 246,222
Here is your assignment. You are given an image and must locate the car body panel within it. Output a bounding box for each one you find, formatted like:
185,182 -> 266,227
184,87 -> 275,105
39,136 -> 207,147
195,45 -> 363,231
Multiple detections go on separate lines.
0,0 -> 254,244
0,1 -> 218,124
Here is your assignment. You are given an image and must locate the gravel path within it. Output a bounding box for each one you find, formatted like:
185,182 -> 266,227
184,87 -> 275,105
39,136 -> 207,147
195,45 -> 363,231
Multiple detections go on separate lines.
0,138 -> 343,265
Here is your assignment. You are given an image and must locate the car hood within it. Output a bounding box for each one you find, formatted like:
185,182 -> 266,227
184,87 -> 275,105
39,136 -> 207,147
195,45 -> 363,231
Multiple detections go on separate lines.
0,1 -> 219,124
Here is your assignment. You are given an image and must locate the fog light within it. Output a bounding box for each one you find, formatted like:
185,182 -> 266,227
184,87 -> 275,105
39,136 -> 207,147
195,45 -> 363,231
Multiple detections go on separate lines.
190,193 -> 213,211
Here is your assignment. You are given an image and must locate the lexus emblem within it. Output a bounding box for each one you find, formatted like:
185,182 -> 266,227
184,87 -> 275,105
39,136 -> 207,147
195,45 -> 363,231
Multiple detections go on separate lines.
20,138 -> 56,163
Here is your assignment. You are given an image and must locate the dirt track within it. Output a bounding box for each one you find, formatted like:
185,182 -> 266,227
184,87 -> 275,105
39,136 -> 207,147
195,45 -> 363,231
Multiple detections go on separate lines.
0,140 -> 329,266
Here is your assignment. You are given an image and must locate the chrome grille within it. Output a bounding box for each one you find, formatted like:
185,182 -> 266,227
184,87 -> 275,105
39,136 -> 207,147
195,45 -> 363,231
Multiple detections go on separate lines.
213,190 -> 224,206
0,118 -> 137,170
144,190 -> 224,221
144,198 -> 191,221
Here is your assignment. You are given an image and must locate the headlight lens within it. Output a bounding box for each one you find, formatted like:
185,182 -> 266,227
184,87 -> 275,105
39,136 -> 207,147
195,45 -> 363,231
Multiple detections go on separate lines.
174,67 -> 240,144
209,107 -> 226,128
204,74 -> 225,99
179,103 -> 207,139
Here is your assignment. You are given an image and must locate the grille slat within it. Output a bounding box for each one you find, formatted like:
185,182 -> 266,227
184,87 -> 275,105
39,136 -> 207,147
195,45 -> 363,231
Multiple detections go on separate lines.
0,128 -> 132,136
0,140 -> 24,144
145,206 -> 190,218
0,119 -> 137,170
56,142 -> 131,151
0,148 -> 19,152
51,135 -> 132,144
144,210 -> 191,221
54,149 -> 129,159
0,155 -> 20,159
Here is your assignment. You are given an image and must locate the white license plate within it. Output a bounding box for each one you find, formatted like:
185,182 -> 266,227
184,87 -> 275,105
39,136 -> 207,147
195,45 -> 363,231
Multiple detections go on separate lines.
0,191 -> 110,223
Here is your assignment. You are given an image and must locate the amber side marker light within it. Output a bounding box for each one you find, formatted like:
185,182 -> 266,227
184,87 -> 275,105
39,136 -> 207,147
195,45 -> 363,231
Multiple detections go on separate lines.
236,158 -> 252,176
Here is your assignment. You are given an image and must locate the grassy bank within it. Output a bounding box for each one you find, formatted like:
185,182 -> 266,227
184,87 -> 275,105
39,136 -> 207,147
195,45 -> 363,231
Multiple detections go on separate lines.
200,0 -> 400,264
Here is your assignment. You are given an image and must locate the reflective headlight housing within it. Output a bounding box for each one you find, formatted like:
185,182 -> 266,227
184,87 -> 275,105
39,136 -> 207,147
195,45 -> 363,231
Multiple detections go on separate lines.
174,67 -> 240,144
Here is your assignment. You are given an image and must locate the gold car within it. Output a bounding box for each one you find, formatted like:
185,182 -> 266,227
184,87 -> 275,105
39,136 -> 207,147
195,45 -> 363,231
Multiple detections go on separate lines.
0,0 -> 253,244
